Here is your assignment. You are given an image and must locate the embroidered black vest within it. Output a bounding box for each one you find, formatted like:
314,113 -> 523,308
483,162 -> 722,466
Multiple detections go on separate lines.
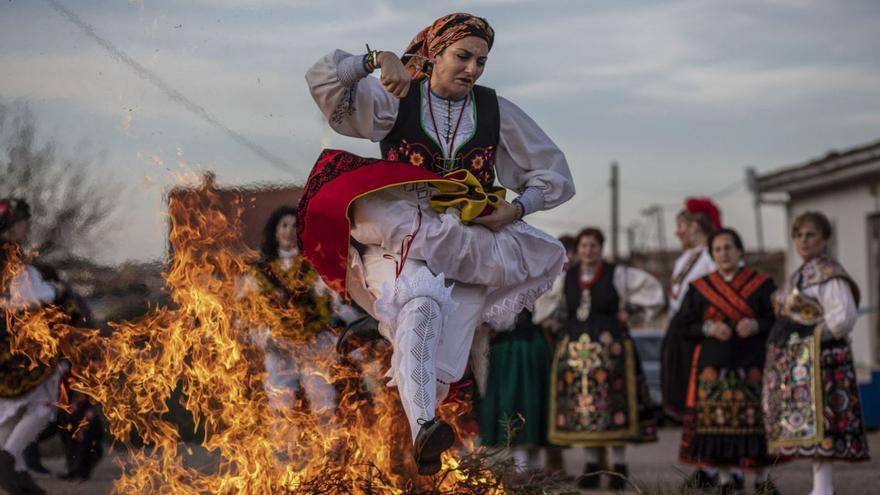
380,80 -> 500,188
564,262 -> 620,321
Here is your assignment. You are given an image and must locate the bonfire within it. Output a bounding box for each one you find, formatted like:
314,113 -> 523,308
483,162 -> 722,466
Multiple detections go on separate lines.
0,183 -> 568,494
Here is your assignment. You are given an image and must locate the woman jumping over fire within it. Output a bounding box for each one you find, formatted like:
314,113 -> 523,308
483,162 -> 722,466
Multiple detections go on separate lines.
300,13 -> 574,475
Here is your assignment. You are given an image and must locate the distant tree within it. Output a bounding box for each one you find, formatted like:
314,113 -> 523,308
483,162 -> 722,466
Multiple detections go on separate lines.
0,102 -> 120,261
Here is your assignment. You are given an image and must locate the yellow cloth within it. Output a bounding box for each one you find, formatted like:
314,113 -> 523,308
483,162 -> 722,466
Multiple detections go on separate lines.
429,169 -> 506,223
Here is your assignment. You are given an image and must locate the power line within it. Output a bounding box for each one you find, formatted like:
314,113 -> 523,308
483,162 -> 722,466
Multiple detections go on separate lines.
708,179 -> 745,199
44,0 -> 303,178
621,179 -> 746,200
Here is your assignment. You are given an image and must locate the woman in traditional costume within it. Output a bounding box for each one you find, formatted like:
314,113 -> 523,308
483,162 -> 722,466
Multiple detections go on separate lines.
762,212 -> 870,495
670,228 -> 779,495
533,227 -> 663,490
478,309 -> 552,470
662,197 -> 720,420
238,206 -> 337,415
661,197 -> 723,488
479,235 -> 576,472
302,13 -> 574,475
0,198 -> 60,495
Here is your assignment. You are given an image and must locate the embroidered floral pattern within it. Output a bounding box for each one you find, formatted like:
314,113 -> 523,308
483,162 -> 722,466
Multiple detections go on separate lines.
763,329 -> 821,445
550,327 -> 657,445
764,323 -> 871,460
383,140 -> 497,187
409,151 -> 425,167
296,150 -> 382,247
251,257 -> 332,342
553,328 -> 632,433
692,366 -> 764,434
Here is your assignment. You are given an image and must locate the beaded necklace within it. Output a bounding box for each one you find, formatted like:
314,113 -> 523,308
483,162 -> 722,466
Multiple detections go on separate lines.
427,79 -> 469,172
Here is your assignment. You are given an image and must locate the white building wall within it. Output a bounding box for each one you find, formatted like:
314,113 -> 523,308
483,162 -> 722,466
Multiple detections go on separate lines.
785,181 -> 879,372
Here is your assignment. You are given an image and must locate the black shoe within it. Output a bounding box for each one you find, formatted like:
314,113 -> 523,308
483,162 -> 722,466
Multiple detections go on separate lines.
335,315 -> 384,355
732,471 -> 745,491
576,462 -> 601,489
0,450 -> 24,495
683,468 -> 718,489
716,482 -> 737,495
754,479 -> 781,495
609,463 -> 628,491
22,444 -> 48,477
413,418 -> 455,476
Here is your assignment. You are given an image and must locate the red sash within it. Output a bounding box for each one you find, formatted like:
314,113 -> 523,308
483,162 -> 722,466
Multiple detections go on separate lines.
691,268 -> 768,322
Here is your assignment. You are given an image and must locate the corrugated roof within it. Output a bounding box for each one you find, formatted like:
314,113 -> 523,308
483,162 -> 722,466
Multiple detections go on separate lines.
755,138 -> 880,194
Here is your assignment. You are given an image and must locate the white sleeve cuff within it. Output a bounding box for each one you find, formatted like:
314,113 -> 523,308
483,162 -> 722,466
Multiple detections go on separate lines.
336,53 -> 370,87
514,187 -> 545,217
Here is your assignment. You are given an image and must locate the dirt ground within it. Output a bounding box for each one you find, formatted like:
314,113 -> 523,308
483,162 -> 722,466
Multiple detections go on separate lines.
20,427 -> 880,494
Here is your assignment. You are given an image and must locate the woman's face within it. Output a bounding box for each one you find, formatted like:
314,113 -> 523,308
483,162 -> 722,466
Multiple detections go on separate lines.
675,217 -> 694,249
430,36 -> 489,99
793,221 -> 827,262
275,214 -> 297,252
576,235 -> 603,267
711,233 -> 742,274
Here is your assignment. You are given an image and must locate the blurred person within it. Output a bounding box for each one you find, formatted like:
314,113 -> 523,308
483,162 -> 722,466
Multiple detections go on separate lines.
302,12 -> 573,475
478,308 -> 552,471
660,197 -> 723,488
0,198 -> 62,495
669,228 -> 780,495
762,212 -> 870,495
238,206 -> 338,417
539,234 -> 575,474
533,227 -> 664,490
22,264 -> 104,482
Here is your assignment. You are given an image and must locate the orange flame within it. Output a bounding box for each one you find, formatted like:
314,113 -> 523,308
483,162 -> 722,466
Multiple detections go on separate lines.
1,184 -> 504,494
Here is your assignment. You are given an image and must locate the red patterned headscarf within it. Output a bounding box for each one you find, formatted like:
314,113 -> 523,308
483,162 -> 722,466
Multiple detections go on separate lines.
402,13 -> 494,80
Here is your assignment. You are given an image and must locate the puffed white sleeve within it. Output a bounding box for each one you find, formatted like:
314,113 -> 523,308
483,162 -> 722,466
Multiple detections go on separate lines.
815,278 -> 859,338
613,265 -> 666,321
495,96 -> 575,212
305,49 -> 399,142
532,274 -> 565,328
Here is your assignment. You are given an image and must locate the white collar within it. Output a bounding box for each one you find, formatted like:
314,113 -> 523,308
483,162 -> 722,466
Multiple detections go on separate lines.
278,248 -> 298,259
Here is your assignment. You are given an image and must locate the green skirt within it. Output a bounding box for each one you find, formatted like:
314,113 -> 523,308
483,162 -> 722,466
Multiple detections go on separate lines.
479,323 -> 552,447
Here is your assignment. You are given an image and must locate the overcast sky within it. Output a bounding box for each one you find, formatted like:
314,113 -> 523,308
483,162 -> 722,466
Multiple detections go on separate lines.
2,0 -> 879,264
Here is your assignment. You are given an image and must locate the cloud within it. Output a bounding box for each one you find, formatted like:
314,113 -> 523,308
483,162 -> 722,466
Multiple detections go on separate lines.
639,63 -> 880,105
483,1 -> 880,112
4,0 -> 879,262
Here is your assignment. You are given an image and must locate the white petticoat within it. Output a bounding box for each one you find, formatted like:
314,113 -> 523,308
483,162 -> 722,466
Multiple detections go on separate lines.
348,184 -> 564,332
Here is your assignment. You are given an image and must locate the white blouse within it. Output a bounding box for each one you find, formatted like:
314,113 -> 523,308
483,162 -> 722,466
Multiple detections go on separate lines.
532,265 -> 666,328
668,246 -> 715,315
803,278 -> 859,339
305,50 -> 575,212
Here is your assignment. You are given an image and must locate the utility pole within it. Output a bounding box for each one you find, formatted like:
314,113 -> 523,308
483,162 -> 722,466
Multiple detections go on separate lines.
641,204 -> 666,252
610,162 -> 620,260
626,224 -> 637,255
746,167 -> 765,252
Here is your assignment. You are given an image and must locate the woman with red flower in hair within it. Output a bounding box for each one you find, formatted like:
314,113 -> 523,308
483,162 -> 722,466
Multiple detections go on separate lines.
662,198 -> 720,411
303,13 -> 573,474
